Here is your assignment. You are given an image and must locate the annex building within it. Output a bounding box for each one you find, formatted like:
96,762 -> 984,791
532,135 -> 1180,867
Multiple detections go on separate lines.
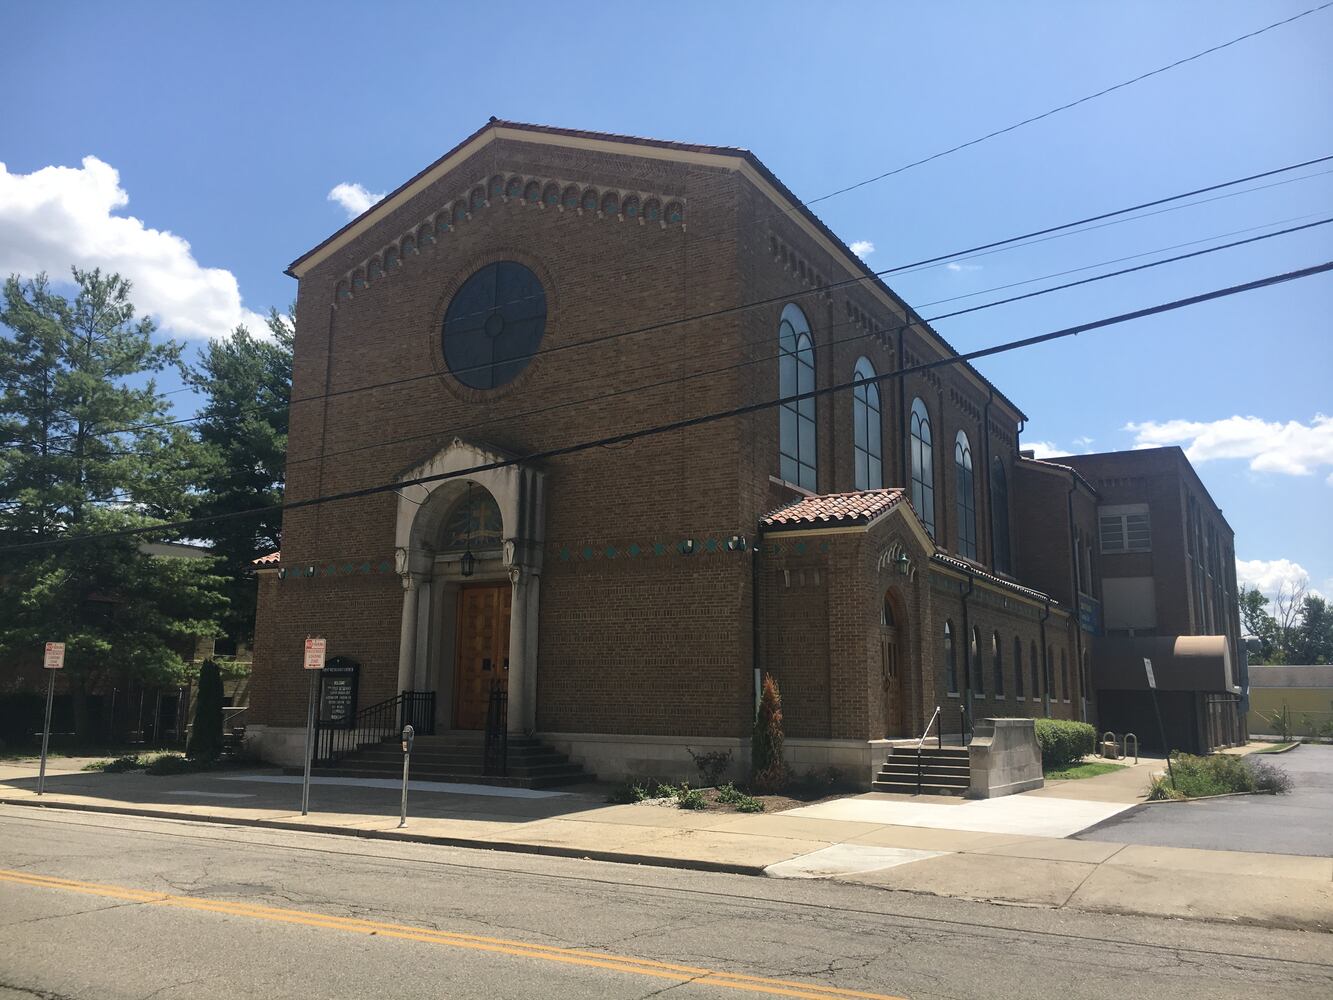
247,120 -> 1244,782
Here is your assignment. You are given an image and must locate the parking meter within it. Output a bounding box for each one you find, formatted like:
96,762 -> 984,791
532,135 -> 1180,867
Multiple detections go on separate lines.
398,724 -> 415,827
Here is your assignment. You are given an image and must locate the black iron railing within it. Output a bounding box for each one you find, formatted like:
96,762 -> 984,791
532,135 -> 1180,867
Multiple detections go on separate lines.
960,705 -> 973,746
482,681 -> 508,777
316,690 -> 435,765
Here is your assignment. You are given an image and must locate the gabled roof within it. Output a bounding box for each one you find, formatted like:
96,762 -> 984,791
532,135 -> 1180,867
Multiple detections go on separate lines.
761,489 -> 906,530
289,118 -> 1026,422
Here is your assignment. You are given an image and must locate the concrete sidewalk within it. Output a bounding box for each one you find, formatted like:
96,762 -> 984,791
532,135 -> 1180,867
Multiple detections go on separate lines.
2,757 -> 1329,931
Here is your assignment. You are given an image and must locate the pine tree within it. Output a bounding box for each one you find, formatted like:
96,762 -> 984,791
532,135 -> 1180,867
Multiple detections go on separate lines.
184,312 -> 292,643
0,269 -> 227,736
187,658 -> 224,760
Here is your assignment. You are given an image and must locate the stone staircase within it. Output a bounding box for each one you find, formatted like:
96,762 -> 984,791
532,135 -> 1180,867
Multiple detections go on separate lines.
872,745 -> 971,796
309,731 -> 588,789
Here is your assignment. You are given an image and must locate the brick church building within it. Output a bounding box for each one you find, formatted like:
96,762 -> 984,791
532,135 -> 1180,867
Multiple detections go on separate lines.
246,120 -> 1244,781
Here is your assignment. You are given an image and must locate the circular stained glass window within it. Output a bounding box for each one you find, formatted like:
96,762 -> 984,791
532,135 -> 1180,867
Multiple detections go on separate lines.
442,261 -> 546,389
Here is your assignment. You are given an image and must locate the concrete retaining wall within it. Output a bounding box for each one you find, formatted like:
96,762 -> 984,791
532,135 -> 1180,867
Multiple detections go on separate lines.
968,717 -> 1044,798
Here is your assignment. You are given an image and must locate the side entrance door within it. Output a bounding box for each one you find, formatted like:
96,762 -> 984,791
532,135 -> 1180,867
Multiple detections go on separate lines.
453,583 -> 512,730
880,596 -> 905,737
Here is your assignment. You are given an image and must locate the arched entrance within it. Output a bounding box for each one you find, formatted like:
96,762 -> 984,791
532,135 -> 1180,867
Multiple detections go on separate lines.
879,590 -> 907,737
394,438 -> 546,735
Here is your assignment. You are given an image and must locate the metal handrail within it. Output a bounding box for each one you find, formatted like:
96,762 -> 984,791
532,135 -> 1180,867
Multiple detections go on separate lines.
482,681 -> 508,777
916,705 -> 943,794
316,690 -> 435,765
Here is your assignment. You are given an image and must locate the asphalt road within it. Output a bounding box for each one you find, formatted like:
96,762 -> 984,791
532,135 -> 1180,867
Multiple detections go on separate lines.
1080,745 -> 1333,857
0,806 -> 1330,1000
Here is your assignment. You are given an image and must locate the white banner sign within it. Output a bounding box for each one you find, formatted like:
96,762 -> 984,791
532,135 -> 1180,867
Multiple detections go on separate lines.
1143,658 -> 1157,690
43,642 -> 65,670
304,637 -> 327,671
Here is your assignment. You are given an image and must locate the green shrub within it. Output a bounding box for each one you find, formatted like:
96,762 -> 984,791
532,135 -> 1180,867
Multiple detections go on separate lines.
1034,719 -> 1096,769
1249,758 -> 1293,794
84,754 -> 143,773
715,782 -> 744,804
145,753 -> 207,776
734,796 -> 765,813
672,781 -> 707,810
606,780 -> 668,804
1145,752 -> 1292,799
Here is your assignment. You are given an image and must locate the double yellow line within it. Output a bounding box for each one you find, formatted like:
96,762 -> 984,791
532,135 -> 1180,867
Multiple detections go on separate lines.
0,868 -> 905,1000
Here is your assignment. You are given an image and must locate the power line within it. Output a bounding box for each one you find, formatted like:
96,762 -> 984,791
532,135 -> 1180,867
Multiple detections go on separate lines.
6,260 -> 1329,556
804,2 -> 1333,206
39,154 -> 1333,446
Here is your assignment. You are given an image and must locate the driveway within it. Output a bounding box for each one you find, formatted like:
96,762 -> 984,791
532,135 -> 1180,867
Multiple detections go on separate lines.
1078,744 -> 1333,857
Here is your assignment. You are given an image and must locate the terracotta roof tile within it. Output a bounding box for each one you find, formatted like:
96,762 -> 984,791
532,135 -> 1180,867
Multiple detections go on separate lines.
253,550 -> 281,566
761,489 -> 905,529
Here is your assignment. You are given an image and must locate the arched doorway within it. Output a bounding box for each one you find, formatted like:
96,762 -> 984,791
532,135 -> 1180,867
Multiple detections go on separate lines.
879,591 -> 907,737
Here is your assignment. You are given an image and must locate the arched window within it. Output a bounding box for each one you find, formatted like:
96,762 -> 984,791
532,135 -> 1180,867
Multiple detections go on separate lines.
581,188 -> 598,212
643,199 -> 661,222
665,202 -> 684,224
561,185 -> 580,210
955,431 -> 977,560
1031,641 -> 1040,700
505,176 -> 523,199
452,201 -> 467,225
909,398 -> 935,536
778,304 -> 816,490
523,180 -> 541,203
1047,645 -> 1055,703
470,186 -> 486,212
542,182 -> 560,207
944,620 -> 957,694
852,357 -> 882,490
991,457 -> 1011,574
992,631 -> 1004,697
881,597 -> 895,626
971,626 -> 982,695
601,191 -> 619,216
1013,637 -> 1024,698
1061,649 -> 1071,702
622,195 -> 640,219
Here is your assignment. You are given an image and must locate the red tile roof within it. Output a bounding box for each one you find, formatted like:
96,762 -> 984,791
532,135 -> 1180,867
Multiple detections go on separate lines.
253,551 -> 281,566
761,489 -> 905,529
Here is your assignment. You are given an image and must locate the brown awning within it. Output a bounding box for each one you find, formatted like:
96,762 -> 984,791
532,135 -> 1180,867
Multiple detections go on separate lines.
1093,635 -> 1237,694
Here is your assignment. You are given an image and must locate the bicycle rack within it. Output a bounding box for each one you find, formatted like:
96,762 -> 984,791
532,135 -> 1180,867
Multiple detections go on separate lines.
1123,732 -> 1139,764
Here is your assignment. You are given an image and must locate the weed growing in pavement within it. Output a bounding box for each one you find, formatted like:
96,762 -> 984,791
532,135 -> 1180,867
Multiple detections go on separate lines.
82,754 -> 145,773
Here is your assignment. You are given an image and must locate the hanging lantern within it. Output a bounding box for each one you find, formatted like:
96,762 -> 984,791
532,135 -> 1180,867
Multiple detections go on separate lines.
460,548 -> 476,578
459,481 -> 476,577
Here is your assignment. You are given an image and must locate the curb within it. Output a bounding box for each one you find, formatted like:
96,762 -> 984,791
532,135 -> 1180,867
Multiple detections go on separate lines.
1247,742 -> 1300,755
1142,789 -> 1277,804
0,797 -> 766,877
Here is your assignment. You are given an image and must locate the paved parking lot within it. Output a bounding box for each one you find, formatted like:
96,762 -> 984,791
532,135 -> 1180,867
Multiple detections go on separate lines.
1078,745 -> 1333,857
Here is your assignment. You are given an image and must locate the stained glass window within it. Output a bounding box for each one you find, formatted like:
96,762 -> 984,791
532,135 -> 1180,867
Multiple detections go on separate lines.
442,261 -> 546,390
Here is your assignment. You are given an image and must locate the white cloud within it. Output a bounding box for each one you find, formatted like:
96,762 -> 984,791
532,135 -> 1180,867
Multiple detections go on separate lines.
0,156 -> 267,340
1025,440 -> 1063,459
848,240 -> 874,259
1073,436 -> 1095,450
945,261 -> 982,272
328,181 -> 384,219
1125,414 -> 1333,480
1236,557 -> 1321,601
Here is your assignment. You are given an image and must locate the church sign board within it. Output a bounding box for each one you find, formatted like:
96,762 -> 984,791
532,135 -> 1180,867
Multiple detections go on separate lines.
318,657 -> 360,730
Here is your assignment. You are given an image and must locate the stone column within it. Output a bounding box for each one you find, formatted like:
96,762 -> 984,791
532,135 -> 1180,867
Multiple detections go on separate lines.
412,577 -> 433,691
396,573 -> 425,694
506,564 -> 540,735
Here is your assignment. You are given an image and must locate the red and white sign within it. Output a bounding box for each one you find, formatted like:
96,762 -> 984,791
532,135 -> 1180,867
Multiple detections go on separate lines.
303,637 -> 327,671
43,642 -> 65,670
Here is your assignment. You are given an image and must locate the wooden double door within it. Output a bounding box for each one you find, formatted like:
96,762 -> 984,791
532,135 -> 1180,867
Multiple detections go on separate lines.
453,583 -> 511,730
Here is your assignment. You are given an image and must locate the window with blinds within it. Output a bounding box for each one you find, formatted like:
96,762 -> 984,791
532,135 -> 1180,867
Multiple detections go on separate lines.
1099,504 -> 1151,553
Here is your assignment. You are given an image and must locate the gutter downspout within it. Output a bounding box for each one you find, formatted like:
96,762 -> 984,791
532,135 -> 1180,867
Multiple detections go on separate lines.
1067,479 -> 1087,722
960,570 -> 975,741
751,530 -> 762,720
1039,599 -> 1052,717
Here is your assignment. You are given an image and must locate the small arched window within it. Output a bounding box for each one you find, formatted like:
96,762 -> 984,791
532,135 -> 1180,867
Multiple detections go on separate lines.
523,180 -> 541,203
778,304 -> 816,491
665,202 -> 684,224
944,620 -> 957,694
622,195 -> 640,219
542,182 -> 560,207
992,631 -> 1004,697
991,457 -> 1011,574
955,431 -> 977,560
505,176 -> 523,199
418,223 -> 434,246
852,357 -> 882,490
643,199 -> 661,222
488,176 -> 505,200
470,186 -> 487,211
1013,637 -> 1024,698
452,201 -> 468,225
368,256 -> 383,280
1031,642 -> 1041,700
562,185 -> 580,210
401,235 -> 416,257
581,188 -> 599,212
383,246 -> 399,271
909,398 -> 936,536
335,280 -> 350,302
881,597 -> 895,627
971,626 -> 983,695
601,191 -> 619,216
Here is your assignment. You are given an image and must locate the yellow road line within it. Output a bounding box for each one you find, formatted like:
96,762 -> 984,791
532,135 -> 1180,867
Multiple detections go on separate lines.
0,868 -> 906,1000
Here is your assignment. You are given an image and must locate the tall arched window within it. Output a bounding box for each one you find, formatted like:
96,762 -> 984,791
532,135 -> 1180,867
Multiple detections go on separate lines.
991,457 -> 1011,574
779,304 -> 816,490
852,357 -> 882,490
992,631 -> 1004,697
1013,636 -> 1024,698
1031,641 -> 1041,700
944,620 -> 957,694
971,626 -> 983,695
955,431 -> 977,560
909,398 -> 935,535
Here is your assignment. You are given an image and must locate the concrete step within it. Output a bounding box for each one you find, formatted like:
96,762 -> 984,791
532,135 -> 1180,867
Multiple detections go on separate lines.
877,767 -> 970,783
871,779 -> 968,796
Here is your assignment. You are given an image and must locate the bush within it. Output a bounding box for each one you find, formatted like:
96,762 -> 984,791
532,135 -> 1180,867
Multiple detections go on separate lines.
145,753 -> 207,776
606,781 -> 666,804
187,658 -> 224,761
671,781 -> 708,810
1145,752 -> 1292,800
84,754 -> 143,773
1034,719 -> 1096,769
686,747 -> 733,786
751,673 -> 790,793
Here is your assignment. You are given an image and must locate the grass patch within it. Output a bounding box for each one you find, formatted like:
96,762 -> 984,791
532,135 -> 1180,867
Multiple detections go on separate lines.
1146,753 -> 1292,800
1250,742 -> 1297,754
1044,761 -> 1126,780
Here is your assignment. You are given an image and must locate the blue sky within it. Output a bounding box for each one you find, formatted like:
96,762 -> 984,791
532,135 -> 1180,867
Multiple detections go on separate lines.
2,1 -> 1330,597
